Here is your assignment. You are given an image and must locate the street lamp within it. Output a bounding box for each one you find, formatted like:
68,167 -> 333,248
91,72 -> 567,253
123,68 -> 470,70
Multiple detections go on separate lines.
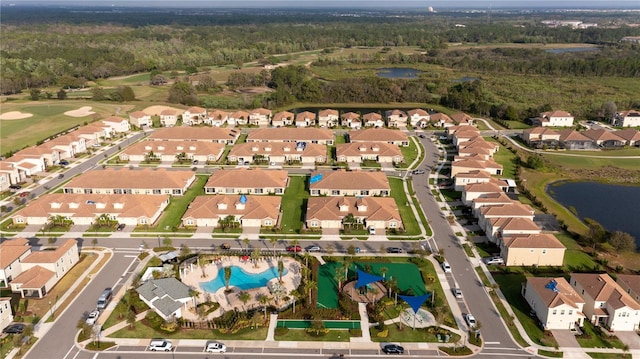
157,235 -> 161,248
49,300 -> 54,319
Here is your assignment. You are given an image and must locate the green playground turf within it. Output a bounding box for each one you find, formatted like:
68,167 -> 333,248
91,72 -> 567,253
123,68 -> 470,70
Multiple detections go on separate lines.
317,261 -> 425,309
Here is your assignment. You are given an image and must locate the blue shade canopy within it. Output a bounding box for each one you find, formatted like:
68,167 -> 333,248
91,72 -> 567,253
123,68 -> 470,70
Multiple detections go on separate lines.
399,294 -> 431,314
545,280 -> 560,293
355,269 -> 384,289
240,194 -> 247,204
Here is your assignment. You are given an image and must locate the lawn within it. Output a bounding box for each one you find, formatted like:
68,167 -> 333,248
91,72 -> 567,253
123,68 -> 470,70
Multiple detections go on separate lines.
135,175 -> 207,232
279,175 -> 309,234
110,321 -> 268,340
399,138 -> 420,169
0,100 -> 133,154
406,180 -> 432,237
389,178 -> 420,236
487,137 -> 518,179
576,321 -> 627,349
274,328 -> 351,342
371,324 -> 460,343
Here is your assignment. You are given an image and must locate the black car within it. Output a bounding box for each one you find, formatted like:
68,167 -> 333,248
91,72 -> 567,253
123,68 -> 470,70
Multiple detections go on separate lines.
3,323 -> 26,335
9,184 -> 22,190
59,160 -> 69,166
57,174 -> 64,179
382,344 -> 404,354
386,247 -> 404,254
116,223 -> 125,231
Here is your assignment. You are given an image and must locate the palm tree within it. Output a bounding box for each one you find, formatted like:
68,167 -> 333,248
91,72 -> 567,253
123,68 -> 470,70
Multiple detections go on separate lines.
289,289 -> 300,314
278,259 -> 285,283
269,237 -> 278,255
368,286 -> 379,303
304,280 -> 316,305
342,213 -> 357,232
224,266 -> 232,292
302,252 -> 312,270
189,289 -> 200,308
325,243 -> 335,255
238,291 -> 251,311
251,248 -> 261,268
243,238 -> 251,250
380,267 -> 388,279
258,294 -> 270,319
334,269 -> 346,290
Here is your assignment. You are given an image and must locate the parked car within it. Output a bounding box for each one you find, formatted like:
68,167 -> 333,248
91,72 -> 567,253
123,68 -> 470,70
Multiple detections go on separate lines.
86,310 -> 100,325
418,134 -> 425,138
484,257 -> 504,265
148,339 -> 172,352
59,160 -> 69,166
116,223 -> 125,231
204,341 -> 226,353
19,192 -> 29,198
382,344 -> 404,354
220,243 -> 231,250
192,159 -> 199,165
386,247 -> 404,254
464,313 -> 477,328
286,245 -> 302,253
9,184 -> 22,190
412,169 -> 425,175
2,323 -> 26,335
368,227 -> 376,235
452,288 -> 463,299
441,261 -> 452,273
57,174 -> 64,179
305,245 -> 322,253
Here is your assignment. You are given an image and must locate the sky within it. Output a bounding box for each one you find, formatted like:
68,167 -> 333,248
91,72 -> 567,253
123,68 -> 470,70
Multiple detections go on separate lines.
6,0 -> 640,8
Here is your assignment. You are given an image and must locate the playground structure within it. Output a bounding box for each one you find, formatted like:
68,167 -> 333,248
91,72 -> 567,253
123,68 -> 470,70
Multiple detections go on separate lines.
342,280 -> 388,303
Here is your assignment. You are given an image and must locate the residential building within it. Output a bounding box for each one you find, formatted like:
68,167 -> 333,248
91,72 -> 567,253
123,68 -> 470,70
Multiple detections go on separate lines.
12,193 -> 170,227
385,109 -> 408,128
522,277 -> 585,330
318,109 -> 339,128
247,127 -> 334,145
477,201 -> 535,231
616,275 -> 640,305
148,127 -> 240,145
295,111 -> 316,127
119,140 -> 225,163
486,217 -> 540,243
309,170 -> 390,197
62,168 -> 196,196
462,181 -> 507,205
612,110 -> 640,128
615,129 -> 640,147
557,130 -> 596,150
454,170 -> 492,191
228,110 -> 250,126
204,168 -> 289,195
228,142 -> 327,165
539,110 -> 574,127
336,142 -> 404,165
451,158 -> 503,177
521,127 -> 561,148
582,129 -> 625,148
0,297 -> 13,334
159,109 -> 179,127
206,110 -> 230,127
349,128 -> 409,146
182,106 -> 207,125
501,234 -> 565,266
407,109 -> 430,128
248,108 -> 272,127
362,112 -> 384,128
272,111 -> 295,127
182,194 -> 281,228
451,112 -> 474,126
102,116 -> 131,133
430,112 -> 454,128
0,238 -> 32,287
136,278 -> 192,320
570,273 -> 640,331
9,239 -> 79,298
340,112 -> 361,129
471,192 -> 514,214
306,197 -> 402,231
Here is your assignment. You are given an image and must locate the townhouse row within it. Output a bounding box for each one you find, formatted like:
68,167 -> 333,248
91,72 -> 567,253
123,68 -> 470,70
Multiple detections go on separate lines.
10,168 -> 403,233
522,127 -> 640,150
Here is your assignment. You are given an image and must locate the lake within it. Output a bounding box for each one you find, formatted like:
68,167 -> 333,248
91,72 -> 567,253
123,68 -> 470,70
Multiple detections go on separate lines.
376,67 -> 421,79
545,47 -> 599,54
547,181 -> 640,243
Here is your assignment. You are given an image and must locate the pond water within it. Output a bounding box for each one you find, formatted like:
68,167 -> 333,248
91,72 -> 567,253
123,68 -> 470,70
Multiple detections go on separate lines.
546,181 -> 640,243
545,47 -> 599,54
376,67 -> 422,79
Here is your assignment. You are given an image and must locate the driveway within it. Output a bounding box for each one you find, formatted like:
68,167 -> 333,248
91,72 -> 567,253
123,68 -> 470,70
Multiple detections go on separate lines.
615,331 -> 640,349
551,330 -> 581,348
242,226 -> 261,240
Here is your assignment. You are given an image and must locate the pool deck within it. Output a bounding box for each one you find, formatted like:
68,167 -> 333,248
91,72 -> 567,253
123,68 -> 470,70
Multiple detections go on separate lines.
181,255 -> 301,320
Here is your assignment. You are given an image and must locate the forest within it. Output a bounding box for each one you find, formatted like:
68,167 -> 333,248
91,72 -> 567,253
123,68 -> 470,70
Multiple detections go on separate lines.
1,6 -> 640,121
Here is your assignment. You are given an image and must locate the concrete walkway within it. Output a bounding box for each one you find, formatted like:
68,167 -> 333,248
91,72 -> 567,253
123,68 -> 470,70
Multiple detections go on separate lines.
265,313 -> 279,341
351,303 -> 371,343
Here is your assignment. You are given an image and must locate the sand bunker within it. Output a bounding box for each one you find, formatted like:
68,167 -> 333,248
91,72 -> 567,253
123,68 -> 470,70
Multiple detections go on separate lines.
0,111 -> 34,120
64,106 -> 95,117
143,105 -> 183,116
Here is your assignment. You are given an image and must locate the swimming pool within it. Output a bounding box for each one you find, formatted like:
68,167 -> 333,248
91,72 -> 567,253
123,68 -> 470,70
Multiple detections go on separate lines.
200,265 -> 288,293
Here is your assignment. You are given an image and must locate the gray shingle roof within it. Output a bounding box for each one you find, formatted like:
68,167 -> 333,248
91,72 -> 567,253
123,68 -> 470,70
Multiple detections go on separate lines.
136,277 -> 192,316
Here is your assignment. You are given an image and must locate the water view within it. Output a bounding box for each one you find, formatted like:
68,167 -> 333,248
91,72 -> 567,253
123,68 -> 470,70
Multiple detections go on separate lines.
547,181 -> 640,243
200,265 -> 287,293
376,67 -> 421,79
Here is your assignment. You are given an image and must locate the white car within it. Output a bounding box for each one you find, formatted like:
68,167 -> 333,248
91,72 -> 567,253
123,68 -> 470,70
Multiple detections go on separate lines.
452,288 -> 463,299
368,227 -> 376,235
484,257 -> 504,265
85,310 -> 100,325
149,339 -> 172,352
205,342 -> 226,353
464,313 -> 477,328
441,261 -> 452,273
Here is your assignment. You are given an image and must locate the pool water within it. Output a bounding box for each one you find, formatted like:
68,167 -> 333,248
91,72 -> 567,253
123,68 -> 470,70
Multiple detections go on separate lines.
200,265 -> 287,293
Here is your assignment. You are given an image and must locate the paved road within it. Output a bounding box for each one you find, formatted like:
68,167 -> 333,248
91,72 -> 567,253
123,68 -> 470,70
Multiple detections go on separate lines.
27,250 -> 141,359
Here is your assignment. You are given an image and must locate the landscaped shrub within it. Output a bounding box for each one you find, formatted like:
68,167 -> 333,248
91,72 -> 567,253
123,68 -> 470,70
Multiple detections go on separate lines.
376,329 -> 389,338
160,321 -> 179,333
274,327 -> 289,336
128,289 -> 149,314
348,328 -> 362,337
144,310 -> 164,330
